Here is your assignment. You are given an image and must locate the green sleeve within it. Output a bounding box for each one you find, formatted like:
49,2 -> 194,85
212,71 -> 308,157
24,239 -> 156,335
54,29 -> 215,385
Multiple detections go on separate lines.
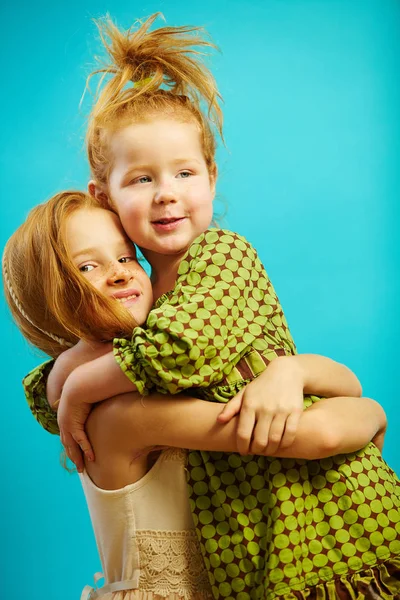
114,228 -> 286,395
22,360 -> 60,435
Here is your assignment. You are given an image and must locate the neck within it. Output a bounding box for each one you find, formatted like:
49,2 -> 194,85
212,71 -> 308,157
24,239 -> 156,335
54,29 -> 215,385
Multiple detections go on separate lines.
141,248 -> 186,300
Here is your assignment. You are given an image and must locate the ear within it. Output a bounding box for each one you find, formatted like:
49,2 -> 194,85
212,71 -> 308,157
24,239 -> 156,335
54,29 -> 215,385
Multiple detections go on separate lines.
209,163 -> 218,196
88,180 -> 109,207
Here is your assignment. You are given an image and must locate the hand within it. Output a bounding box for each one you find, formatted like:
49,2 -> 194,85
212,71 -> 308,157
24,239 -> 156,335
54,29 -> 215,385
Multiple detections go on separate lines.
57,375 -> 95,472
47,340 -> 113,408
217,356 -> 304,455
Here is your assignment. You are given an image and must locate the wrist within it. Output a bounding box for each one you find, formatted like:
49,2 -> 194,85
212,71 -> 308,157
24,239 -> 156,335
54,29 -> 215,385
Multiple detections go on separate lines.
62,367 -> 86,403
268,355 -> 305,389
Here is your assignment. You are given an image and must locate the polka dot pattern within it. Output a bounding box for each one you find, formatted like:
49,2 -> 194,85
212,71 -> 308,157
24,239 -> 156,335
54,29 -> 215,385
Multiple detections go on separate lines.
188,444 -> 400,599
114,229 -> 296,397
25,228 -> 400,599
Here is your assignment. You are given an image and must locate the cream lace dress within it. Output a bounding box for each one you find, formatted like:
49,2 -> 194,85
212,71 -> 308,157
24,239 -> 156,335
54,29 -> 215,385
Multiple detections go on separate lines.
79,448 -> 212,600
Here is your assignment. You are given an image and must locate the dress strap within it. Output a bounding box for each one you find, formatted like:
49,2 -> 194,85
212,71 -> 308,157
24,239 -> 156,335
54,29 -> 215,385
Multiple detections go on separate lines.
81,572 -> 139,599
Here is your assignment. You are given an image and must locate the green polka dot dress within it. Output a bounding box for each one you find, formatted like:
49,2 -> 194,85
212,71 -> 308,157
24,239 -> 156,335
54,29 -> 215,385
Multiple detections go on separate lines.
24,229 -> 400,599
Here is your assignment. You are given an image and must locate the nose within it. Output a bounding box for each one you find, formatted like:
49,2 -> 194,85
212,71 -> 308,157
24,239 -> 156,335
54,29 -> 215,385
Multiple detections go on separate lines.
106,261 -> 133,286
154,180 -> 177,205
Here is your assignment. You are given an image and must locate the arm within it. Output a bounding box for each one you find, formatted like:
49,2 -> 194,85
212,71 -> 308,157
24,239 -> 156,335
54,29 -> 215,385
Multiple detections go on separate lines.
56,351 -> 138,468
60,351 -> 137,405
22,342 -> 117,438
88,392 -> 386,462
296,354 -> 361,398
53,344 -> 363,464
46,340 -> 114,408
113,230 -> 364,456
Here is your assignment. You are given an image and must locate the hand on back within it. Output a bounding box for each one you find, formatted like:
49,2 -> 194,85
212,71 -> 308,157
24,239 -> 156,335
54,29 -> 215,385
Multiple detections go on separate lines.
218,356 -> 304,455
49,340 -> 113,471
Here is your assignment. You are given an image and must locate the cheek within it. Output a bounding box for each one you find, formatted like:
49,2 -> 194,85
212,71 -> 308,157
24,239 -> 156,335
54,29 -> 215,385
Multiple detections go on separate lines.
88,274 -> 106,292
116,196 -> 147,231
82,270 -> 101,288
192,185 -> 214,217
143,276 -> 154,301
188,181 -> 213,206
112,185 -> 143,213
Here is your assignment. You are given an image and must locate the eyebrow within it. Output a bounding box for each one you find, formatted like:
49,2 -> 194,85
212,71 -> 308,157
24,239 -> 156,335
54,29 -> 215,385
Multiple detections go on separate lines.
171,158 -> 202,165
71,247 -> 99,260
124,158 -> 202,174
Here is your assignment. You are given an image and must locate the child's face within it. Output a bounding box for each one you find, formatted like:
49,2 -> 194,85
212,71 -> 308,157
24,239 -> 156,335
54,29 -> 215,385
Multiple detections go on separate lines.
65,207 -> 153,325
106,117 -> 215,259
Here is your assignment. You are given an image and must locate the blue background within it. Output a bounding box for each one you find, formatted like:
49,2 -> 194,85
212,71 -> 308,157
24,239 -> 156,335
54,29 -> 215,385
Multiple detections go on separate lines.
1,1 -> 399,598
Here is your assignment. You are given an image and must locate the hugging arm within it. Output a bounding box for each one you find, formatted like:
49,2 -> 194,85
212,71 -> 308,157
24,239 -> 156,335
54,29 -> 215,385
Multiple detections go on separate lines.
89,392 -> 386,463
57,351 -> 138,467
46,340 -> 114,406
112,229 -> 363,453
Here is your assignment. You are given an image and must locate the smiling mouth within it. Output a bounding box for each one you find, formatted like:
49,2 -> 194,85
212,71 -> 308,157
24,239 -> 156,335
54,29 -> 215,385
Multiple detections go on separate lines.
152,217 -> 185,225
115,293 -> 139,304
112,289 -> 141,304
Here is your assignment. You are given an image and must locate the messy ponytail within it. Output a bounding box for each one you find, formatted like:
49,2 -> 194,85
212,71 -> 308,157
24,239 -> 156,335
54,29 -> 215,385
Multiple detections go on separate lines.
87,13 -> 223,190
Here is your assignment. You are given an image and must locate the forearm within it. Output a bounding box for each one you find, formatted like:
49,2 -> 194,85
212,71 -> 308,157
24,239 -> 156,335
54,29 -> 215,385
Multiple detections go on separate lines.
63,352 -> 137,405
47,340 -> 114,407
105,392 -> 383,459
285,396 -> 386,458
270,354 -> 362,398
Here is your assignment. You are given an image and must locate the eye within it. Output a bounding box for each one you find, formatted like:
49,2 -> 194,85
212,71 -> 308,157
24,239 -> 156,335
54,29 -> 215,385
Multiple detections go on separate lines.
79,264 -> 95,273
118,256 -> 135,264
177,171 -> 192,179
133,175 -> 151,184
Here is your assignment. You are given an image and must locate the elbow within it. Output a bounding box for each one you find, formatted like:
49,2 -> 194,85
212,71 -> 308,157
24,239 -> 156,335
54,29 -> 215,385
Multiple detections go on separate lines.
336,362 -> 362,397
353,378 -> 363,398
318,429 -> 343,457
307,416 -> 344,459
343,364 -> 362,397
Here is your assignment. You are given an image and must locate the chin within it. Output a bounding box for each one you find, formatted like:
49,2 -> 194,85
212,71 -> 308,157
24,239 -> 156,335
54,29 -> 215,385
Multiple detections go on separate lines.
157,235 -> 197,255
129,311 -> 146,325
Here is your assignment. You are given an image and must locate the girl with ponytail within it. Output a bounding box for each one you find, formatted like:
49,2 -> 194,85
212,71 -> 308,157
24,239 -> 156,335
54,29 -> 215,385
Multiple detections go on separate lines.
19,13 -> 400,600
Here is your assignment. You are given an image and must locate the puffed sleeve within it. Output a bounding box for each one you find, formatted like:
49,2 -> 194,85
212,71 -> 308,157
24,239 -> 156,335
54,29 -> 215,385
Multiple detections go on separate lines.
114,228 -> 291,395
22,360 -> 60,435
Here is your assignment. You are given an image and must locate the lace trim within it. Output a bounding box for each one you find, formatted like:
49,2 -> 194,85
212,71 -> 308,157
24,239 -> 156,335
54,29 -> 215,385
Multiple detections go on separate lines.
135,531 -> 211,598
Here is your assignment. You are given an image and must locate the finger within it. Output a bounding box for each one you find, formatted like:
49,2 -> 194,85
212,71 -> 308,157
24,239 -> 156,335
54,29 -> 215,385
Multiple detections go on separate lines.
280,410 -> 302,448
62,434 -> 84,473
69,442 -> 85,473
52,398 -> 60,411
250,413 -> 272,455
217,392 -> 244,423
236,406 -> 256,455
266,414 -> 287,455
73,431 -> 95,463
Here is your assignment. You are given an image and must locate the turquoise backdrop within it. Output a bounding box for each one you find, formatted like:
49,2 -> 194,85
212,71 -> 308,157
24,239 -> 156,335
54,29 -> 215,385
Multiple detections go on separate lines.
1,1 -> 399,598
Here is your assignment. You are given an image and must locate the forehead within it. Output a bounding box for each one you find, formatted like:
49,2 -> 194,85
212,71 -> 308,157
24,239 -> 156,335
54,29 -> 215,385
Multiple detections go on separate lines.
65,207 -> 130,250
109,118 -> 204,163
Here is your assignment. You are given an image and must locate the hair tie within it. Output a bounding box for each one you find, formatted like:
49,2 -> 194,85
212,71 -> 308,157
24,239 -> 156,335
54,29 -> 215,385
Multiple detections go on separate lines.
133,76 -> 154,89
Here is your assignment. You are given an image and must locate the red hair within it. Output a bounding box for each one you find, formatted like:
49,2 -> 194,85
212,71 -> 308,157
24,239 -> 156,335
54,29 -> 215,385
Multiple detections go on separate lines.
3,191 -> 137,358
86,13 -> 223,197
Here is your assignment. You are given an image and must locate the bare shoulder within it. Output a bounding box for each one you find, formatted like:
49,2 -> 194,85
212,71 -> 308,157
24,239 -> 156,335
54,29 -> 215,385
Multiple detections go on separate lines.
86,393 -> 145,450
85,393 -> 150,490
